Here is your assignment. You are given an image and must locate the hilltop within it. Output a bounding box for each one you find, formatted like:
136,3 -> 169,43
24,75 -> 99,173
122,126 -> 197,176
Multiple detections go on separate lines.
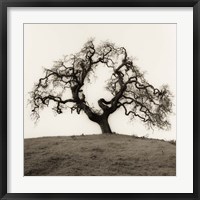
24,134 -> 176,176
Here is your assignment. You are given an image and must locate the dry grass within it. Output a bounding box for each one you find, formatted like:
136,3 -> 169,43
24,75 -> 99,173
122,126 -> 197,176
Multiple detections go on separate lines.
24,134 -> 176,176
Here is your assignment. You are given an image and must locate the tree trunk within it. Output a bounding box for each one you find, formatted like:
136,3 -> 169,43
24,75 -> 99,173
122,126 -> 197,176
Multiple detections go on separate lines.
98,117 -> 113,134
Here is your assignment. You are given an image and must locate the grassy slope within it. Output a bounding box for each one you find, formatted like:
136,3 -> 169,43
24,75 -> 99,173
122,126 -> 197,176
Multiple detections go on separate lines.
24,134 -> 176,176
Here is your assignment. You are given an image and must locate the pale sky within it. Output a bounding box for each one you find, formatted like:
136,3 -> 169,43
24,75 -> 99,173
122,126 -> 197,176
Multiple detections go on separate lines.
24,24 -> 176,140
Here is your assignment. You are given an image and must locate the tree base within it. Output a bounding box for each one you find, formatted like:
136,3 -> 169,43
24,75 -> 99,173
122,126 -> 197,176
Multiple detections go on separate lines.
99,118 -> 112,134
102,131 -> 115,135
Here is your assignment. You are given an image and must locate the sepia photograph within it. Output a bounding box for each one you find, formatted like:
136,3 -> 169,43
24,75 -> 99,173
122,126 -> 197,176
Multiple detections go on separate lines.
24,23 -> 176,176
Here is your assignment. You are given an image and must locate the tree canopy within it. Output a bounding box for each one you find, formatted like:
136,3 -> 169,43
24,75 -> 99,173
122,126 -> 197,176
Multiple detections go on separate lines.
30,40 -> 173,134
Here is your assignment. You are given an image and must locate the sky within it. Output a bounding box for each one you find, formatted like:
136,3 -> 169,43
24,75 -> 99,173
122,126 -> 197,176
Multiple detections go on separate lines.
24,24 -> 176,140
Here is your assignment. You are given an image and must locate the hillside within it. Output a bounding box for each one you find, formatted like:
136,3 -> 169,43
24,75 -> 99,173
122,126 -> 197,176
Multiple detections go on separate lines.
24,134 -> 176,176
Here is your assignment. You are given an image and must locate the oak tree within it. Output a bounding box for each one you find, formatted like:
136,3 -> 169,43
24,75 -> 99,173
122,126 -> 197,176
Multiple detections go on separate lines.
30,40 -> 173,134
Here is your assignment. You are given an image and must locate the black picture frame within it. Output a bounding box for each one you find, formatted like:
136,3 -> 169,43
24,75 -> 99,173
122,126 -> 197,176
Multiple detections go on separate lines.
0,0 -> 199,199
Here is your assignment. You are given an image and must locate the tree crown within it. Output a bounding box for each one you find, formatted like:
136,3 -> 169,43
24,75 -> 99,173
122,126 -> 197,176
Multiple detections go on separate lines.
30,39 -> 173,130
